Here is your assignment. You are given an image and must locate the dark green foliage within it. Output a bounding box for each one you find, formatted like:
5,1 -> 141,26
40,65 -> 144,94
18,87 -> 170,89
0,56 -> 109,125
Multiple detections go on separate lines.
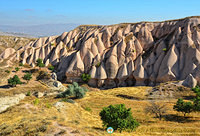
36,59 -> 45,68
192,86 -> 200,111
81,73 -> 91,82
19,63 -> 24,66
22,73 -> 32,83
48,65 -> 54,71
7,75 -> 22,87
15,67 -> 20,72
5,70 -> 10,73
193,96 -> 200,111
173,98 -> 193,116
99,104 -> 139,133
57,82 -> 88,99
192,86 -> 200,97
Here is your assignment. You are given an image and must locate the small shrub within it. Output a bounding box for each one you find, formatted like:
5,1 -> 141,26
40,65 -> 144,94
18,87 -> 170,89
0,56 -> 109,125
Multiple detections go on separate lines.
144,102 -> 167,120
15,67 -> 20,72
57,82 -> 88,99
36,59 -> 45,68
84,107 -> 92,112
173,98 -> 193,116
81,73 -> 91,83
33,98 -> 40,105
46,103 -> 52,108
5,70 -> 10,73
99,104 -> 139,133
22,73 -> 32,83
8,75 -> 22,87
19,63 -> 24,66
48,65 -> 54,71
26,91 -> 31,96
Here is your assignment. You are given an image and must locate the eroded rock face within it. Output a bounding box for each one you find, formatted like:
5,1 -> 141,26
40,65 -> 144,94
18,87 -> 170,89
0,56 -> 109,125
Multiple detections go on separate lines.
2,17 -> 200,88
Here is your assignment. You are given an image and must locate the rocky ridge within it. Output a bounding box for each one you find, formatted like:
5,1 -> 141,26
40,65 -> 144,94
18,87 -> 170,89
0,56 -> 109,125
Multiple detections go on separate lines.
1,16 -> 200,88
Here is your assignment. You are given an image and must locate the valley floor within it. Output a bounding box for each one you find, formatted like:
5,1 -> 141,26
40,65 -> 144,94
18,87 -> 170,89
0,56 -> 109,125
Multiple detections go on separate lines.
0,85 -> 200,136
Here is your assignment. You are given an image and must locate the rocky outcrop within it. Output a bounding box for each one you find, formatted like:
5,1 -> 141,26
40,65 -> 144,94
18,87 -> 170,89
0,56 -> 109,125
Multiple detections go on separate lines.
0,94 -> 26,113
2,16 -> 200,88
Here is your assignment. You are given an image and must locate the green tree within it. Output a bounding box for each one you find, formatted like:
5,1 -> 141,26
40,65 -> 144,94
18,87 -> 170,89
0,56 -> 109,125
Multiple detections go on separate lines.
15,67 -> 20,72
99,104 -> 139,133
22,73 -> 32,83
8,75 -> 22,87
36,58 -> 45,68
173,98 -> 193,116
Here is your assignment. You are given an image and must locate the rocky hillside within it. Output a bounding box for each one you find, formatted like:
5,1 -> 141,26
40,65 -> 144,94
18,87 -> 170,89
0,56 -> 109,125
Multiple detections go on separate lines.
1,16 -> 200,88
0,35 -> 35,54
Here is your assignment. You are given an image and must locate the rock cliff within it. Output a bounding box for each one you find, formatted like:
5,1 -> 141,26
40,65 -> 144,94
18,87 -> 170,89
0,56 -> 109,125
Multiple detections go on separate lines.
1,16 -> 200,88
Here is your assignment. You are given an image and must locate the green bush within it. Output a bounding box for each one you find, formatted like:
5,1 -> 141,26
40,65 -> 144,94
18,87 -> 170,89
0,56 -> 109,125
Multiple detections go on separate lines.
36,58 -> 45,68
57,82 -> 88,99
99,104 -> 139,133
15,67 -> 20,72
19,63 -> 24,66
5,70 -> 10,73
8,75 -> 22,87
23,73 -> 32,83
33,98 -> 40,105
48,65 -> 54,71
173,98 -> 193,116
192,86 -> 200,97
84,107 -> 92,112
81,73 -> 91,82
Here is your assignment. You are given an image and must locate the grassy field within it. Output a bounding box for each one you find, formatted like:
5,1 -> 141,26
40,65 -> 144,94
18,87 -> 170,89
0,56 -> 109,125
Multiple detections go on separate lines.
0,83 -> 200,136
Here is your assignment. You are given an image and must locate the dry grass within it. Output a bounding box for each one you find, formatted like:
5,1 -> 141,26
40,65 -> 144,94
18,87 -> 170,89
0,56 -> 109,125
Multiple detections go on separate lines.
0,85 -> 200,135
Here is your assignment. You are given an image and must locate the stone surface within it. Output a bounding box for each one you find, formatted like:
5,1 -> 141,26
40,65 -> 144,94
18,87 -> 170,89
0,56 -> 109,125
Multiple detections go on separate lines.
2,17 -> 200,88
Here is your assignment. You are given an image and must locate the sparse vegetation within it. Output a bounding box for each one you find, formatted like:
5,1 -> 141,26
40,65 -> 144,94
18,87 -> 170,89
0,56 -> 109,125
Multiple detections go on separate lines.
95,62 -> 101,67
145,102 -> 168,120
33,98 -> 40,105
99,104 -> 139,133
15,67 -> 20,72
19,63 -> 24,66
22,73 -> 32,83
5,70 -> 10,73
26,91 -> 31,96
7,75 -> 22,87
57,82 -> 88,99
48,65 -> 54,71
36,71 -> 51,80
36,58 -> 45,68
84,106 -> 92,112
162,48 -> 167,51
81,73 -> 91,82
